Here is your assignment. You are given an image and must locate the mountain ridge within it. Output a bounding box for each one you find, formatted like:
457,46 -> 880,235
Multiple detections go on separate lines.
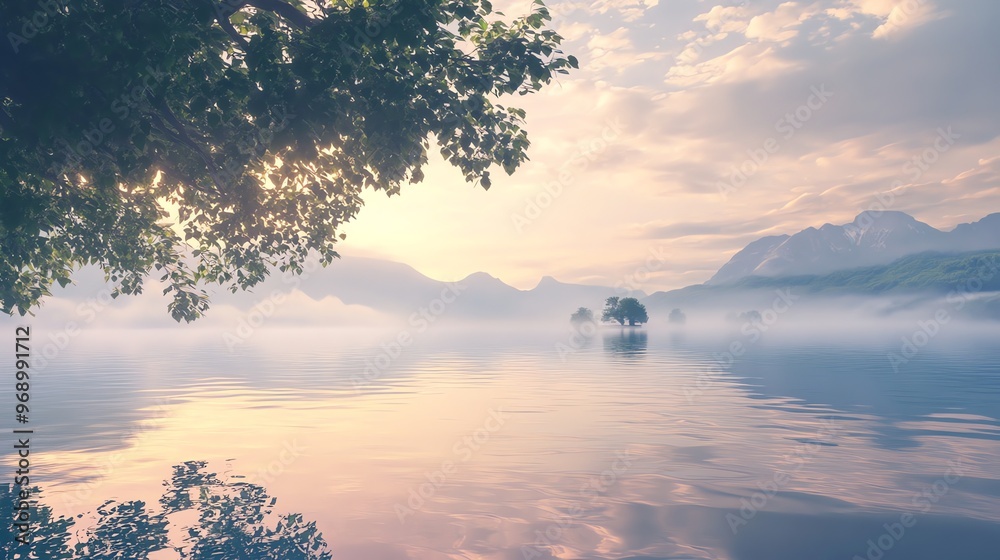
707,211 -> 1000,285
642,249 -> 1000,318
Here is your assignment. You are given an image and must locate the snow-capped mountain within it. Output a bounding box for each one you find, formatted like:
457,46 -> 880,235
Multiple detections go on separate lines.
707,211 -> 1000,285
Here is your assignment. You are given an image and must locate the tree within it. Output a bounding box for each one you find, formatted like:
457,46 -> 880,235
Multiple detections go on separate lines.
618,297 -> 648,326
570,306 -> 593,324
1,461 -> 333,558
0,0 -> 576,321
601,296 -> 623,324
738,310 -> 762,324
602,296 -> 648,326
668,308 -> 686,324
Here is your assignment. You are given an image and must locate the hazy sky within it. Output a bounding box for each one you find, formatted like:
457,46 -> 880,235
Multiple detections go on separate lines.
334,0 -> 1000,292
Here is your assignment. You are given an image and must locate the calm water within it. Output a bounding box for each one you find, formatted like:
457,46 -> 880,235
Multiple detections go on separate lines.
5,326 -> 1000,559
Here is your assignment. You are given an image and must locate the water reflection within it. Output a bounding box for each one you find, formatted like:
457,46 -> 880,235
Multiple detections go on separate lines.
13,328 -> 1000,559
1,462 -> 332,560
602,328 -> 648,358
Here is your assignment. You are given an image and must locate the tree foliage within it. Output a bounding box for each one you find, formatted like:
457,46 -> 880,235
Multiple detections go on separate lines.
570,306 -> 593,324
601,296 -> 648,326
0,0 -> 575,321
668,307 -> 685,324
1,461 -> 332,558
601,296 -> 621,324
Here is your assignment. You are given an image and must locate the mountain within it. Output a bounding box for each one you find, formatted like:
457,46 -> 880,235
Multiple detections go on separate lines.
707,234 -> 789,285
644,250 -> 1000,315
218,256 -> 622,322
728,250 -> 1000,294
950,213 -> 1000,250
707,211 -> 999,285
31,255 -> 636,327
525,276 -> 642,317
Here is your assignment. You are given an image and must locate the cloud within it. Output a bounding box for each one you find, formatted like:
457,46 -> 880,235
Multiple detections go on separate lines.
632,217 -> 778,240
745,2 -> 818,42
327,0 -> 1000,292
694,5 -> 751,34
666,42 -> 802,86
544,0 -> 660,22
586,26 -> 667,71
847,0 -> 944,38
588,0 -> 661,22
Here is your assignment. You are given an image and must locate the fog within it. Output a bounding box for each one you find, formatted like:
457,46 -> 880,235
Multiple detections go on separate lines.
3,261 -> 998,358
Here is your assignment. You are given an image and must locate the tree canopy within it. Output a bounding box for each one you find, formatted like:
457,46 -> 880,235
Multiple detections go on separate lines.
0,0 -> 575,321
602,296 -> 648,326
570,306 -> 593,324
668,307 -> 685,324
2,461 -> 332,558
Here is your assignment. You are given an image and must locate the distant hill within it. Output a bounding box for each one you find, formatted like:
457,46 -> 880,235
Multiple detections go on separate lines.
32,255 -> 637,326
724,250 -> 1000,293
24,215 -> 1000,327
644,250 -> 1000,311
708,211 -> 1000,285
286,256 -> 638,320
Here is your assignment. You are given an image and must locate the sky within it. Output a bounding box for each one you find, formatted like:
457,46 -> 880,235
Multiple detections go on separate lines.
333,0 -> 1000,292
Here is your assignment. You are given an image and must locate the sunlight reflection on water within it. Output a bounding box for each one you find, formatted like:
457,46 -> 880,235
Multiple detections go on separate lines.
14,326 -> 1000,559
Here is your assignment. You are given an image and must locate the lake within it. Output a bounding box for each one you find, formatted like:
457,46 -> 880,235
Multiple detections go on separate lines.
6,325 -> 1000,559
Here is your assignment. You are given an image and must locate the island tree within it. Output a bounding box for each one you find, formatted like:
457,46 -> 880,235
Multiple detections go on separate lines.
0,0 -> 576,321
668,308 -> 686,324
602,296 -> 648,326
570,306 -> 594,324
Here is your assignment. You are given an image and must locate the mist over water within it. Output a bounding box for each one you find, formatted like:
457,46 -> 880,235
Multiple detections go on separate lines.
9,324 -> 1000,559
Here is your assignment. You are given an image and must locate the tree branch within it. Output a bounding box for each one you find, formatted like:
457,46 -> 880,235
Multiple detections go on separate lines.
245,0 -> 315,29
147,112 -> 227,195
153,157 -> 222,198
217,13 -> 250,49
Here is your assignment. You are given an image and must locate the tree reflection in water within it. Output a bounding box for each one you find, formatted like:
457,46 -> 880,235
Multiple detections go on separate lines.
602,328 -> 648,358
2,461 -> 332,559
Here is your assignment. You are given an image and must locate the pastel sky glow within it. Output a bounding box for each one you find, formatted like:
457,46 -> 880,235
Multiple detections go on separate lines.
337,0 -> 1000,292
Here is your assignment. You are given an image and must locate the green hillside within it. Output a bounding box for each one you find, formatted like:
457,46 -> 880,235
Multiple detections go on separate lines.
644,251 -> 1000,308
733,251 -> 1000,294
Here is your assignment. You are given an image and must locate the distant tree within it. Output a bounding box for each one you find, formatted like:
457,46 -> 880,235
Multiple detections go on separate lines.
570,307 -> 594,324
619,298 -> 648,326
738,310 -> 762,324
602,296 -> 648,326
601,296 -> 623,324
668,308 -> 686,324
